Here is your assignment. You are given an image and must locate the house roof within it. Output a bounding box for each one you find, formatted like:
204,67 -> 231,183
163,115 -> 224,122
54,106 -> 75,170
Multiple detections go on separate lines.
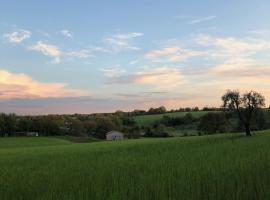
106,130 -> 124,135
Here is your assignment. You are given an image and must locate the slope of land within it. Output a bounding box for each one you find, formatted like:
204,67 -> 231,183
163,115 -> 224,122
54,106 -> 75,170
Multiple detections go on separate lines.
133,111 -> 211,127
0,131 -> 270,199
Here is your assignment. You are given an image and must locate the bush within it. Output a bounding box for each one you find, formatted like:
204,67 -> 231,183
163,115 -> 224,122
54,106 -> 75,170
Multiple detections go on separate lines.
144,124 -> 169,137
198,112 -> 230,134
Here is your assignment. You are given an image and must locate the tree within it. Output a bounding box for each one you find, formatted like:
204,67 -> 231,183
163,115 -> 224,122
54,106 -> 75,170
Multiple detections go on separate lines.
95,116 -> 116,139
0,114 -> 5,137
198,112 -> 229,134
222,90 -> 265,136
84,120 -> 97,136
2,114 -> 17,136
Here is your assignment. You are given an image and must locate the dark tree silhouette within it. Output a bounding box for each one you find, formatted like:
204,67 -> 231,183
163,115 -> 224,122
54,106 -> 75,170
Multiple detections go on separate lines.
222,90 -> 265,136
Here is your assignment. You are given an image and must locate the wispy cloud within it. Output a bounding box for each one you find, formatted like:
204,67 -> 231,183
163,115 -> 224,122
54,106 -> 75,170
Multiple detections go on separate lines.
104,67 -> 185,90
101,67 -> 127,78
28,41 -> 62,64
208,57 -> 270,78
28,41 -> 109,63
61,29 -> 73,38
146,47 -> 205,62
129,60 -> 139,65
194,34 -> 270,55
65,49 -> 92,58
65,47 -> 109,59
104,32 -> 143,51
0,69 -> 88,100
3,29 -> 32,44
188,15 -> 216,24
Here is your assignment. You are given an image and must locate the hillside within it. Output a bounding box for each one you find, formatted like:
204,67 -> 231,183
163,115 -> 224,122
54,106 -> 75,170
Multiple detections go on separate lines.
0,131 -> 270,199
133,111 -> 214,127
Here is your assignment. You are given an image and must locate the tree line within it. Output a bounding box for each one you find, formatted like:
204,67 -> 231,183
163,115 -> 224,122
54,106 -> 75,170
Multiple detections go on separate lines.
0,113 -> 142,139
0,90 -> 268,138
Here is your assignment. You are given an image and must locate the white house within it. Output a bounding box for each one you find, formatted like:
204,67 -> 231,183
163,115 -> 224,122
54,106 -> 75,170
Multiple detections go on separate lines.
26,132 -> 39,137
106,131 -> 124,141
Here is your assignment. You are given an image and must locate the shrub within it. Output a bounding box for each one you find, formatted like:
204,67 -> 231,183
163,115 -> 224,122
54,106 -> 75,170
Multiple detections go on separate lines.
198,112 -> 230,134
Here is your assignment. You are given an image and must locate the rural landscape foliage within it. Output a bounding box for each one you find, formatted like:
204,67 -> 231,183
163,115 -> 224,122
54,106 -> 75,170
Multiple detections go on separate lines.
1,91 -> 270,139
0,90 -> 270,199
1,1 -> 270,199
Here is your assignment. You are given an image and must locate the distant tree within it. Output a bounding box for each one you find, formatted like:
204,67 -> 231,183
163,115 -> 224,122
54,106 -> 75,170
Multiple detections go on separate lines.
183,113 -> 194,124
198,112 -> 229,134
178,108 -> 185,112
193,107 -> 200,112
222,90 -> 265,136
144,124 -> 168,137
95,116 -> 116,139
0,114 -> 5,137
158,113 -> 196,127
252,109 -> 267,130
4,114 -> 17,136
148,106 -> 166,114
184,107 -> 191,112
69,119 -> 86,136
17,117 -> 33,133
132,109 -> 146,116
84,120 -> 97,136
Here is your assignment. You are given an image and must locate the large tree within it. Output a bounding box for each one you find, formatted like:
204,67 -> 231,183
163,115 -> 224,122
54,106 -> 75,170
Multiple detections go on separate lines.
222,90 -> 265,136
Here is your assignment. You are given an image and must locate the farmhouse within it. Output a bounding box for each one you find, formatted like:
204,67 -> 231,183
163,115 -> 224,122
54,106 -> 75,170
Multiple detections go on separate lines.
14,132 -> 39,137
106,131 -> 124,141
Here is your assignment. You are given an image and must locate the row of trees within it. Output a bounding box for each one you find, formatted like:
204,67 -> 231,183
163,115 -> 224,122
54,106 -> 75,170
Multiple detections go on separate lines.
130,106 -> 223,116
143,90 -> 269,137
0,90 -> 268,138
0,114 -> 141,139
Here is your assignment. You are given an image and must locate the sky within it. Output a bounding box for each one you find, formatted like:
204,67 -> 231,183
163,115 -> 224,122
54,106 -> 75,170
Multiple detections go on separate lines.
0,0 -> 270,115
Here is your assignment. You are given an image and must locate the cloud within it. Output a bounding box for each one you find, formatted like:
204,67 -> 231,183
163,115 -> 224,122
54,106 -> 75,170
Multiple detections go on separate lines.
29,41 -> 62,63
29,41 -> 109,62
190,34 -> 270,79
65,47 -> 109,59
0,96 -> 142,115
105,67 -> 185,90
129,60 -> 138,65
101,67 -> 127,78
104,32 -> 143,51
65,49 -> 92,58
188,15 -> 216,24
0,69 -> 88,100
208,57 -> 270,78
115,91 -> 168,99
146,47 -> 205,62
61,29 -> 73,38
194,34 -> 270,56
3,29 -> 32,44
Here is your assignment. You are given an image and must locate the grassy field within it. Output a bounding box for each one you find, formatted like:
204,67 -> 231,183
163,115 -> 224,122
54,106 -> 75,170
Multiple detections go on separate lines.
0,131 -> 270,199
133,111 -> 215,127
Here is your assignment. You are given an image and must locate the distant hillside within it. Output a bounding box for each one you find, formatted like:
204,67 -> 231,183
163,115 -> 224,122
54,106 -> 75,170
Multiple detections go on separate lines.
133,111 -> 217,127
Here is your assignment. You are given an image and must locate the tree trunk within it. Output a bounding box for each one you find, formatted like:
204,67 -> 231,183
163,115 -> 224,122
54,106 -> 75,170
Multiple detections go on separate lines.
245,124 -> 252,136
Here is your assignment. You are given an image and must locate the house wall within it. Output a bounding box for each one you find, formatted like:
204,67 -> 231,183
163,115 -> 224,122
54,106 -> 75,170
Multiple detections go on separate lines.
106,133 -> 124,140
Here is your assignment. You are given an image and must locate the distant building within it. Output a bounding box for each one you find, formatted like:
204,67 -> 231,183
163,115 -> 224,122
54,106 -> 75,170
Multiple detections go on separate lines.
106,131 -> 124,141
26,132 -> 39,137
14,132 -> 39,136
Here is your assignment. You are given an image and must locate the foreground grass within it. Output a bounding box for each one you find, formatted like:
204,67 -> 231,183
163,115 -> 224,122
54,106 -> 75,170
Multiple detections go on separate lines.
0,131 -> 270,200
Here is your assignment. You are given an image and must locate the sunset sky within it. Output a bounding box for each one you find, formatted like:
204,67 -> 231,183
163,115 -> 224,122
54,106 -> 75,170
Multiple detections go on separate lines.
1,0 -> 270,114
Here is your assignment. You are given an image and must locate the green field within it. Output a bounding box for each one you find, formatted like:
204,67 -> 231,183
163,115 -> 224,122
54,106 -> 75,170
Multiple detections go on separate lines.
133,111 -> 215,126
0,131 -> 270,199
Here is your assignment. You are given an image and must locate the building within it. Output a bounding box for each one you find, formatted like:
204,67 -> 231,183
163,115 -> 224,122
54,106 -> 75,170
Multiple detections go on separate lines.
14,132 -> 39,136
106,131 -> 124,141
26,132 -> 39,137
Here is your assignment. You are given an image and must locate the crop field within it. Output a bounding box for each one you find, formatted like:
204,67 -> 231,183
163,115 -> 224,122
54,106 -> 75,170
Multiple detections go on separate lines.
133,111 -> 215,126
0,131 -> 270,199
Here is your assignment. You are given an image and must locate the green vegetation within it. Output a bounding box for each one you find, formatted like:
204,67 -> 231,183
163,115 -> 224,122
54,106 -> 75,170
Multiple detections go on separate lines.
1,131 -> 270,199
133,111 -> 211,126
